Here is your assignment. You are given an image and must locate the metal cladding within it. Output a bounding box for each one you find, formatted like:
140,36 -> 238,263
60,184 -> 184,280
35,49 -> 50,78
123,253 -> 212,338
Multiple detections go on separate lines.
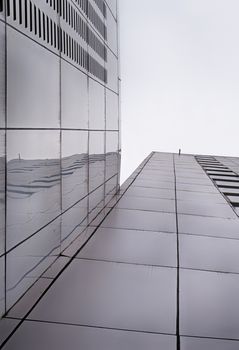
2,151 -> 239,348
0,0 -> 120,317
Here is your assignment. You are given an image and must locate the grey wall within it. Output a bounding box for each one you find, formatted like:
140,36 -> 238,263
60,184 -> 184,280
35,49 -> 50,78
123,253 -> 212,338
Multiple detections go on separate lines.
0,0 -> 120,317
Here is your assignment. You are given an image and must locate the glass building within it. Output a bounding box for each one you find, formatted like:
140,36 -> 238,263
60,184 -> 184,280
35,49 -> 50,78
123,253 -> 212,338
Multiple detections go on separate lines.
0,0 -> 120,318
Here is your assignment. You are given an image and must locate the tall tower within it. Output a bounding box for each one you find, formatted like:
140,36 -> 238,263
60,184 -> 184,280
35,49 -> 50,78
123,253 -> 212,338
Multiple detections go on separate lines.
0,0 -> 120,317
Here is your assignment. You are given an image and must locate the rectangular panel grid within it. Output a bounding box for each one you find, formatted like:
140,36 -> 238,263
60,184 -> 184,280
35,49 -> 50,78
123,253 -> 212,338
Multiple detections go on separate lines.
0,0 -> 120,318
3,151 -> 239,349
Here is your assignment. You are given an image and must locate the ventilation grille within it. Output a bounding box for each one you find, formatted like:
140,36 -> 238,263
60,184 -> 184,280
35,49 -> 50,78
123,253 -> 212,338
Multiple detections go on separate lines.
45,0 -> 107,58
72,0 -> 107,39
196,156 -> 239,209
1,0 -> 108,83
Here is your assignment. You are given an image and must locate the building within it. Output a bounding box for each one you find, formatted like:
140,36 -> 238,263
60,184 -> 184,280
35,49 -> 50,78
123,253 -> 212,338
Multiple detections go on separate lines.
1,151 -> 239,348
0,0 -> 120,320
1,1 -> 239,348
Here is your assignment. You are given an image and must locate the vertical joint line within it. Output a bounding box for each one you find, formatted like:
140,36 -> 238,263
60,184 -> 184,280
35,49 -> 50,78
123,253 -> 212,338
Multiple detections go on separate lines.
173,154 -> 180,350
4,8 -> 7,316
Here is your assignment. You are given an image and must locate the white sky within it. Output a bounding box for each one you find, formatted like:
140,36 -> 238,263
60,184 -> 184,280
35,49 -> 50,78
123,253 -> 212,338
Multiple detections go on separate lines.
119,0 -> 239,183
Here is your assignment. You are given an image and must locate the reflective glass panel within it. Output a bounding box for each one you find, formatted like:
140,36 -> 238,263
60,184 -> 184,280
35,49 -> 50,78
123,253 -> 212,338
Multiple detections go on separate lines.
106,90 -> 119,130
61,131 -> 88,211
0,255 -> 4,317
106,0 -> 117,18
0,130 -> 5,256
0,20 -> 5,128
89,79 -> 105,130
6,218 -> 60,310
89,131 -> 105,192
7,27 -> 60,128
6,130 -> 61,250
106,131 -> 119,180
61,198 -> 88,252
106,50 -> 118,93
61,61 -> 88,129
106,10 -> 118,55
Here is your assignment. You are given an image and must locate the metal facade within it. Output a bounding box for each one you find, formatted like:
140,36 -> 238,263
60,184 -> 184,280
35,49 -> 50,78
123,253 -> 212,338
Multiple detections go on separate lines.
0,0 -> 120,317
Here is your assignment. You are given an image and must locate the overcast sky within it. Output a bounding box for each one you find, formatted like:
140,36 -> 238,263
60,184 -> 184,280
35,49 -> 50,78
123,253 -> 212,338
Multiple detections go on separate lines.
119,0 -> 239,183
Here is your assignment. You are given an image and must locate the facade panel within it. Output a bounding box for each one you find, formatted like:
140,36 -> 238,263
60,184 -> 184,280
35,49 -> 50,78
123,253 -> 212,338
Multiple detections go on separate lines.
89,131 -> 105,191
106,89 -> 119,130
0,130 -> 5,257
0,255 -> 4,317
0,20 -> 5,128
6,130 -> 61,251
6,217 -> 60,309
0,0 -> 120,315
61,61 -> 88,129
61,130 -> 88,211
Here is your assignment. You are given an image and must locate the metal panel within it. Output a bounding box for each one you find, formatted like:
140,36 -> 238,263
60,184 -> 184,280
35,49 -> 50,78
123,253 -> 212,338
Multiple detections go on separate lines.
106,89 -> 119,130
0,130 -> 5,256
106,0 -> 117,18
89,131 -> 105,192
89,79 -> 105,130
106,49 -> 118,93
61,199 -> 88,252
6,130 -> 61,251
61,61 -> 88,129
7,27 -> 60,128
0,0 -> 120,318
0,20 -> 5,128
0,255 -> 4,317
106,9 -> 117,55
106,131 -> 119,180
6,218 -> 60,310
61,130 -> 88,211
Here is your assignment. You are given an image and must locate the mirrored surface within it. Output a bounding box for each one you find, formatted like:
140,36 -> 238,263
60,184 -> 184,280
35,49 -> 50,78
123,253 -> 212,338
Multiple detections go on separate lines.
0,318 -> 19,347
105,174 -> 118,204
89,79 -> 105,130
106,131 -> 119,180
0,0 -> 121,320
89,131 -> 105,192
61,198 -> 88,252
0,255 -> 4,317
7,278 -> 52,319
6,218 -> 60,310
106,50 -> 118,93
0,130 -> 5,256
89,185 -> 105,222
61,61 -> 88,129
7,130 -> 61,250
0,20 -> 5,128
106,0 -> 117,18
106,90 -> 119,130
106,10 -> 118,55
61,131 -> 88,211
7,27 -> 60,128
